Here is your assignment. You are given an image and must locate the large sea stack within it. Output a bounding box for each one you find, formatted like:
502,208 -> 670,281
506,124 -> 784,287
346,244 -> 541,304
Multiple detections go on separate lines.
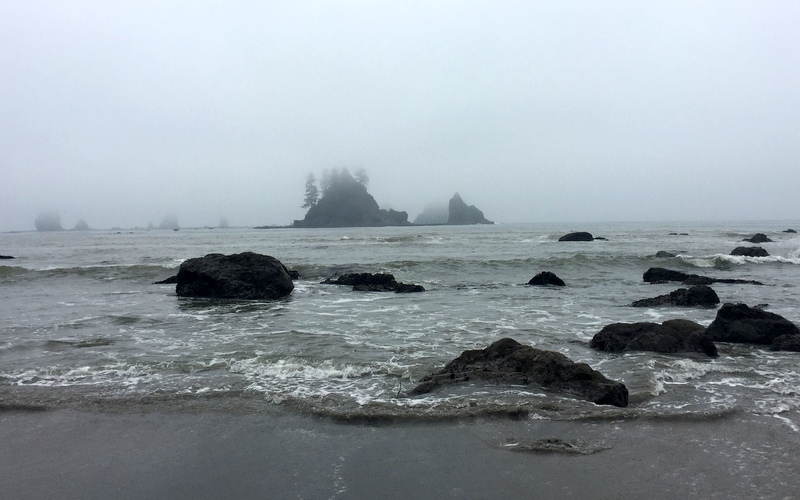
447,193 -> 493,225
176,252 -> 294,299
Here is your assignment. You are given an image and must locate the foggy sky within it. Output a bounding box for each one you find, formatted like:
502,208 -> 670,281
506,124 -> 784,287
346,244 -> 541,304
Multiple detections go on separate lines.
2,1 -> 799,231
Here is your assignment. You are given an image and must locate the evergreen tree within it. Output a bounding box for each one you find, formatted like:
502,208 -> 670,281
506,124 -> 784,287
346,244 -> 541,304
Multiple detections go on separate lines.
302,173 -> 320,208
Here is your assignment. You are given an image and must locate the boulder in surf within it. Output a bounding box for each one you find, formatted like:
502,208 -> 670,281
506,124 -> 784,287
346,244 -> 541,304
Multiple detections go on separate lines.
176,252 -> 294,299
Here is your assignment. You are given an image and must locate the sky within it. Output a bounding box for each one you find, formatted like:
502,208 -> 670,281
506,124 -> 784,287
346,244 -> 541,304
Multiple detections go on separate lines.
1,1 -> 799,231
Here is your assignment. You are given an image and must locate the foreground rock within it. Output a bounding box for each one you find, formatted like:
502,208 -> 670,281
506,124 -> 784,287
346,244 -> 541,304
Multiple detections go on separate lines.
642,267 -> 763,286
631,285 -> 719,308
322,272 -> 424,293
706,303 -> 800,350
409,338 -> 628,407
730,246 -> 769,257
558,232 -> 594,242
590,319 -> 717,357
527,271 -> 565,287
176,252 -> 294,299
743,233 -> 773,243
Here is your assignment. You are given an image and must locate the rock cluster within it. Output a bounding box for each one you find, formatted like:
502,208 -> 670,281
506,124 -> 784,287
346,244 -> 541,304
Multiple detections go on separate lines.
322,272 -> 424,293
706,303 -> 800,350
590,319 -> 717,357
642,267 -> 762,286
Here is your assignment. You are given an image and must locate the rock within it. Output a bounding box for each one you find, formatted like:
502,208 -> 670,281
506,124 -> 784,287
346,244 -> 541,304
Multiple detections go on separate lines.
706,303 -> 800,346
0,255 -> 14,259
447,193 -> 493,225
590,319 -> 718,357
783,229 -> 797,234
743,233 -> 773,243
73,219 -> 90,231
286,269 -> 301,280
413,202 -> 449,225
527,271 -> 566,287
642,267 -> 763,286
153,275 -> 178,284
322,272 -> 424,293
35,212 -> 63,231
655,251 -> 677,258
631,285 -> 719,308
175,252 -> 294,299
771,335 -> 800,352
558,232 -> 594,242
409,338 -> 628,407
730,246 -> 769,257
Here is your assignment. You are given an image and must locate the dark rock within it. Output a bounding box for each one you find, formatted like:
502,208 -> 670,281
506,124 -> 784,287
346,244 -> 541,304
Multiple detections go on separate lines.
593,236 -> 608,241
0,255 -> 14,259
154,275 -> 179,284
322,272 -> 424,293
287,269 -> 301,280
527,271 -> 566,287
558,232 -> 594,242
590,319 -> 717,357
743,233 -> 773,243
771,335 -> 800,352
409,338 -> 628,407
783,229 -> 797,234
731,246 -> 769,257
643,267 -> 763,286
631,285 -> 719,308
447,193 -> 493,225
655,251 -> 677,258
175,252 -> 294,299
706,303 -> 800,346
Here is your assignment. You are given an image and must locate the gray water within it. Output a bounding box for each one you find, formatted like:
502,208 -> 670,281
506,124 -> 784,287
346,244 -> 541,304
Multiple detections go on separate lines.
2,222 -> 800,426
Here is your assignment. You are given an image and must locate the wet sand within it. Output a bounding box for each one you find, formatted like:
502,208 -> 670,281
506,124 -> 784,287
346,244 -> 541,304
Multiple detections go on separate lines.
2,408 -> 799,499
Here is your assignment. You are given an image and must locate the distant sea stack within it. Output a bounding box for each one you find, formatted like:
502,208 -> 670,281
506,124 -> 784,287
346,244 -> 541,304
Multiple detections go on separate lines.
446,193 -> 493,225
413,202 -> 449,225
73,219 -> 90,231
159,215 -> 180,230
34,212 -> 64,231
292,169 -> 410,228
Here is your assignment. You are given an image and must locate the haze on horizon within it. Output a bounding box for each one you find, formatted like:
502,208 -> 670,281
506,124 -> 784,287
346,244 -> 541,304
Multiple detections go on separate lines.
1,1 -> 798,231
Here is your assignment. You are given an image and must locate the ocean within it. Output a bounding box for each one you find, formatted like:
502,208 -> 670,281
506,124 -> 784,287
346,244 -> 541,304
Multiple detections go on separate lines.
2,221 -> 800,427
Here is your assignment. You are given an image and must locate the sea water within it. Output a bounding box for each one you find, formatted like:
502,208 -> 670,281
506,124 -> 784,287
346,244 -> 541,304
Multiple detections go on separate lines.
2,222 -> 799,426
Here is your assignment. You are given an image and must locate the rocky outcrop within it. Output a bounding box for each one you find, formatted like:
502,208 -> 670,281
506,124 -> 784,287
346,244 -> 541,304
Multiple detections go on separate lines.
631,285 -> 719,308
322,272 -> 424,293
558,232 -> 594,242
730,246 -> 769,257
447,193 -> 493,225
35,212 -> 63,231
642,267 -> 763,286
409,338 -> 628,407
293,173 -> 410,228
590,319 -> 717,357
73,219 -> 90,231
706,303 -> 800,349
743,233 -> 772,243
175,252 -> 294,299
413,203 -> 449,225
527,271 -> 566,287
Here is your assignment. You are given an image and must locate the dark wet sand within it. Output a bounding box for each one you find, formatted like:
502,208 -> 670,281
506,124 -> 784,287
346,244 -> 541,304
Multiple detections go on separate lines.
2,409 -> 799,499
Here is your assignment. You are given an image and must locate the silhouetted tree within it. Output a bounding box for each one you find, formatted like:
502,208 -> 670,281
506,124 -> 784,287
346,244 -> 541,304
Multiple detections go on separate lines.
302,173 -> 320,208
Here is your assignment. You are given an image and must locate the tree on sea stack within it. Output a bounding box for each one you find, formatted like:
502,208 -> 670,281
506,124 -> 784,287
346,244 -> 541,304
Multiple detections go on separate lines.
302,173 -> 320,209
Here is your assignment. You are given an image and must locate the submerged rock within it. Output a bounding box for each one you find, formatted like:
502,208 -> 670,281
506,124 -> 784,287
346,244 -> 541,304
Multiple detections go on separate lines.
743,233 -> 773,243
643,267 -> 763,286
558,232 -> 594,242
631,285 -> 719,308
706,303 -> 800,349
590,319 -> 717,357
730,246 -> 769,257
655,251 -> 677,258
322,272 -> 424,293
409,338 -> 628,407
176,252 -> 294,299
527,271 -> 566,287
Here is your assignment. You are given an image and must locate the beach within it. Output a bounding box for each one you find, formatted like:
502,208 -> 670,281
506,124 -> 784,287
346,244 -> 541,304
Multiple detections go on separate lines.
3,404 -> 799,499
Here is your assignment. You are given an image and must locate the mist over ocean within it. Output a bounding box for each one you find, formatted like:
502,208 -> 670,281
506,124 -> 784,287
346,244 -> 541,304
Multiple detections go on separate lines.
2,221 -> 800,427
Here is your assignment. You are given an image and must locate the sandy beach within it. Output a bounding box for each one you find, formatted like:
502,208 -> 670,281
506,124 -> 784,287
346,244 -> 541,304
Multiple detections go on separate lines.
2,406 -> 798,499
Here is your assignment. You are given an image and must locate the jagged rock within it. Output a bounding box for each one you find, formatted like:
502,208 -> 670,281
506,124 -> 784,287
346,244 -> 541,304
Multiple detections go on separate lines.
409,338 -> 628,407
558,232 -> 594,242
175,252 -> 294,299
743,233 -> 772,243
731,246 -> 769,257
631,285 -> 719,308
447,193 -> 493,225
527,271 -> 566,287
655,251 -> 677,258
322,272 -> 424,293
706,303 -> 800,347
643,267 -> 763,286
590,319 -> 717,357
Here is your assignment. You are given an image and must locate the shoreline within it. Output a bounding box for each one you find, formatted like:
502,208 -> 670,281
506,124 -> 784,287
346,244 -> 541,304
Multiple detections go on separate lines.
2,405 -> 799,499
